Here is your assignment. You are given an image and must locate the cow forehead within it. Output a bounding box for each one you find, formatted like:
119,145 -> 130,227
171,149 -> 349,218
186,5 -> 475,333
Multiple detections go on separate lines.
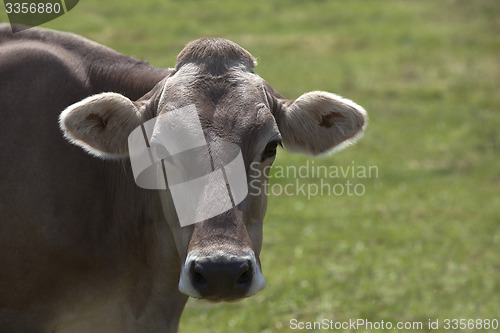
156,63 -> 277,147
175,38 -> 258,73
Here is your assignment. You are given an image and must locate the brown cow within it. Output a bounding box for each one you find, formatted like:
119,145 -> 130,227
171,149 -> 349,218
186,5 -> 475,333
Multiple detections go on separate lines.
0,24 -> 367,332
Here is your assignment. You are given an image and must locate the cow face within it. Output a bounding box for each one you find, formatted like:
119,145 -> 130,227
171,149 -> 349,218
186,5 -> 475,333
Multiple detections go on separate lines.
60,38 -> 367,302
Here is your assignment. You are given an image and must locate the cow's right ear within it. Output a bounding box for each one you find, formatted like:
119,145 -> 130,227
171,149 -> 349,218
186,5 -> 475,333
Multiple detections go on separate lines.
273,91 -> 367,156
59,92 -> 143,159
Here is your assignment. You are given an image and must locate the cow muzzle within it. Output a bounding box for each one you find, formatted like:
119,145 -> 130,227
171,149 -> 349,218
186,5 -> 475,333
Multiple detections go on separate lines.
178,249 -> 265,301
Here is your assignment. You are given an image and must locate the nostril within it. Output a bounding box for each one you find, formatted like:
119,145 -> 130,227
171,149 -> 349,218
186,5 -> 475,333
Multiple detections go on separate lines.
236,260 -> 252,287
190,261 -> 208,288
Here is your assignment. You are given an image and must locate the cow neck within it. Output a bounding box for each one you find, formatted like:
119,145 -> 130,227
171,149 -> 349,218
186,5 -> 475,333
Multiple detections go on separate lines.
88,58 -> 171,102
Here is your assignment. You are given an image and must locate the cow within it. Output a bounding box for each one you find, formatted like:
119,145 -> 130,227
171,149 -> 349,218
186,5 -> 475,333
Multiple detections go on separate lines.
0,24 -> 367,332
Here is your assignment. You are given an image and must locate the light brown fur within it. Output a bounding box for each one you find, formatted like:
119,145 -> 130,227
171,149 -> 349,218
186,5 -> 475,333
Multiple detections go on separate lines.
1,25 -> 366,332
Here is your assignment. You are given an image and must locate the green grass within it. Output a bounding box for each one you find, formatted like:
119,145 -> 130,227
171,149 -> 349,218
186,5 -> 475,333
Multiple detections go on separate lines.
3,0 -> 499,331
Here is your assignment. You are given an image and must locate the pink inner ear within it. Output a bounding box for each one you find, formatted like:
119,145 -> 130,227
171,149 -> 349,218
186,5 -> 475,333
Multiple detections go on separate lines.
85,113 -> 108,130
318,112 -> 345,128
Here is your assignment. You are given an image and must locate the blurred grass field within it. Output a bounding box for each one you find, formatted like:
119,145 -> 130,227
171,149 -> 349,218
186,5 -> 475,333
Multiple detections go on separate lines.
2,0 -> 499,331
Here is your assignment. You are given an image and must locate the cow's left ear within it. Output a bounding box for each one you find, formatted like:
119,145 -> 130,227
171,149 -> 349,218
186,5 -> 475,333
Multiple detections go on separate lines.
59,92 -> 143,159
274,91 -> 367,155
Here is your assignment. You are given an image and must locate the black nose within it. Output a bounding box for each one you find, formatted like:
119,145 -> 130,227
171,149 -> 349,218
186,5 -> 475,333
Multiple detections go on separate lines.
189,257 -> 254,300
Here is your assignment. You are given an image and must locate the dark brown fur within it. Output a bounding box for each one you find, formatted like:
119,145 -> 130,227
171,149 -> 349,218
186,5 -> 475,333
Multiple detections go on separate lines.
0,24 -> 174,331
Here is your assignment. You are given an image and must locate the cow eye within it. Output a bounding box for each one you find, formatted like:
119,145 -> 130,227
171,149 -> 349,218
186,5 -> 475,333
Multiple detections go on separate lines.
262,139 -> 282,160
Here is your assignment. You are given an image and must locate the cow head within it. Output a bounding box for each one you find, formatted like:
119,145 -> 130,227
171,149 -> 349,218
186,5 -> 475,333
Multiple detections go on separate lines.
59,38 -> 367,302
